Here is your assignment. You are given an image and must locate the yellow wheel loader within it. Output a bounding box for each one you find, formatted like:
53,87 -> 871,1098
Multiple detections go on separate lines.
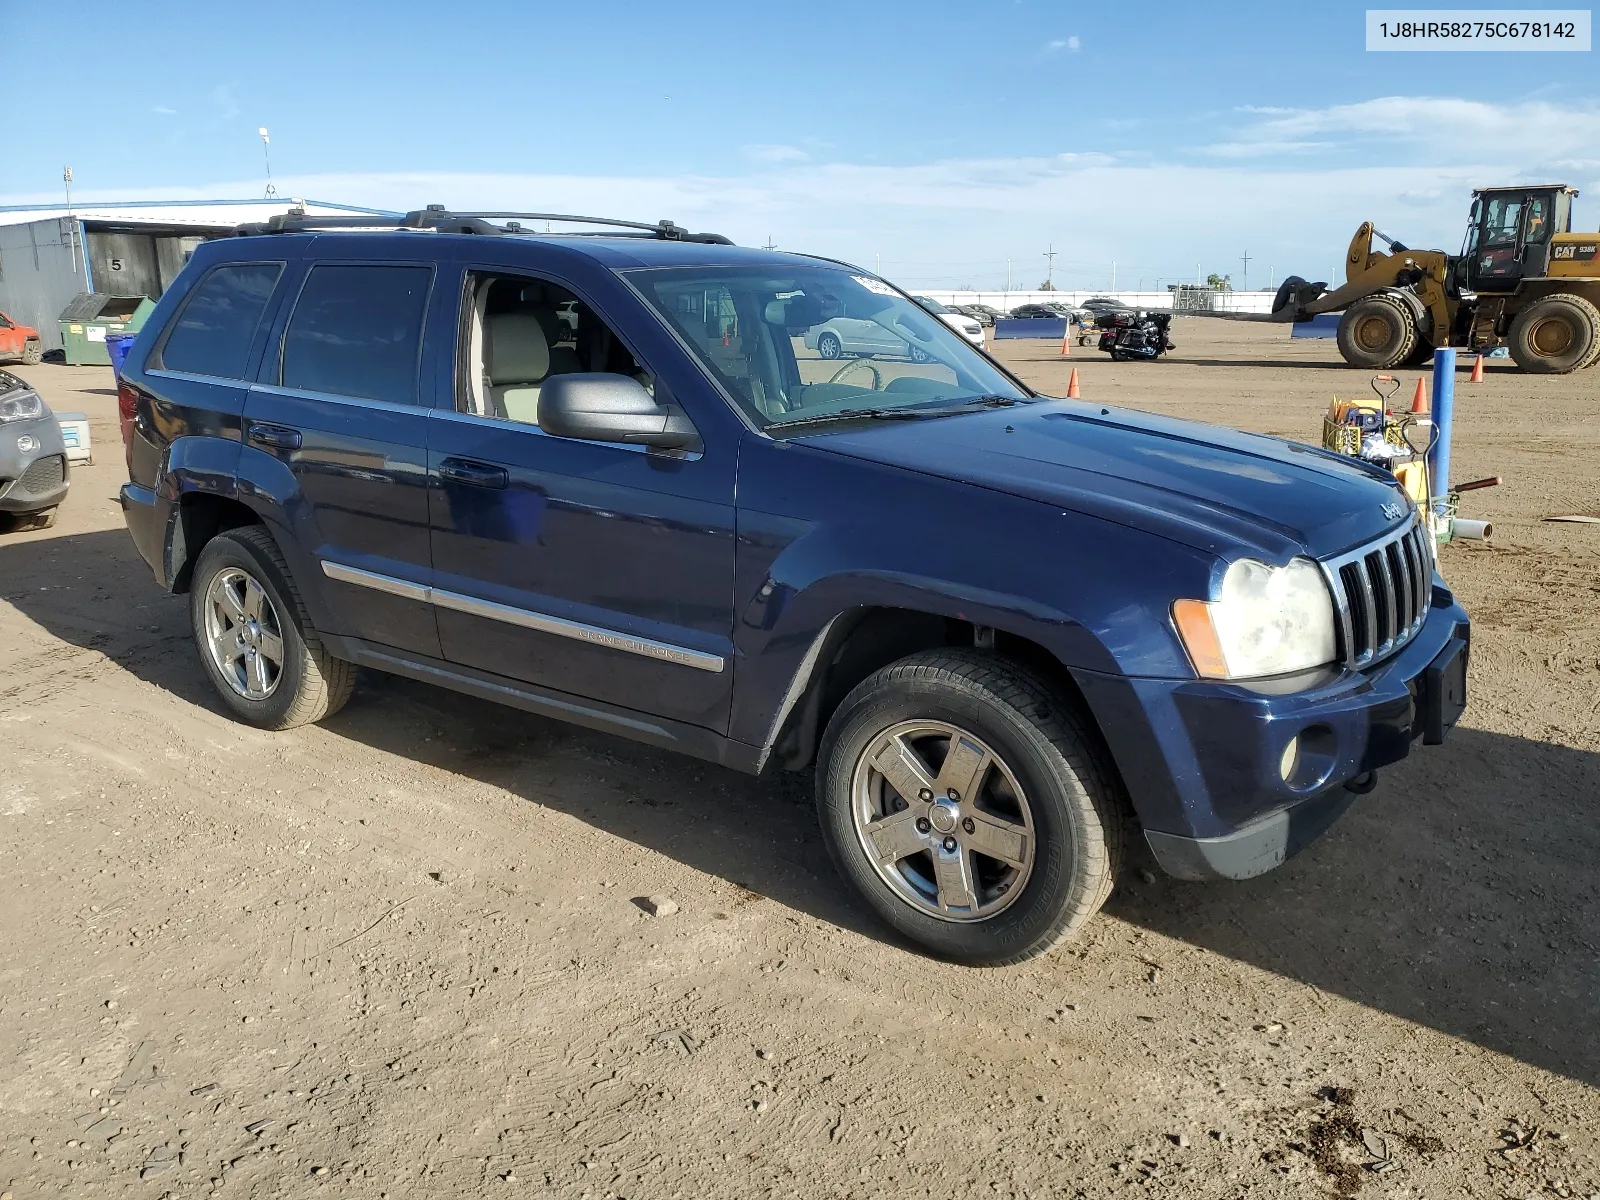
1273,184 -> 1600,373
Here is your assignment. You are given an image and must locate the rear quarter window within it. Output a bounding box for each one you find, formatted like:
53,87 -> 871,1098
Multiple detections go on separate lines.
158,262 -> 284,379
281,264 -> 432,405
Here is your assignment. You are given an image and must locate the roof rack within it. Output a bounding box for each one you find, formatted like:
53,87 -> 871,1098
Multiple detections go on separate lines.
234,204 -> 733,244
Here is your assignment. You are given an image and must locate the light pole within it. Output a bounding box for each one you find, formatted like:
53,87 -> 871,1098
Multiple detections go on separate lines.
63,166 -> 81,277
259,128 -> 277,199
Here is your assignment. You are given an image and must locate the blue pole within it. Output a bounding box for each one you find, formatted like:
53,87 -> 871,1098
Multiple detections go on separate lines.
1428,347 -> 1455,514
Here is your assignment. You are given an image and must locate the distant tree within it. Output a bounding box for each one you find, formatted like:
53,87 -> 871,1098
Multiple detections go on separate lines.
1206,273 -> 1233,291
1038,279 -> 1057,291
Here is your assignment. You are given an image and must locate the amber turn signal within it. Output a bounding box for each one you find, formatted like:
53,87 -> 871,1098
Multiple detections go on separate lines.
1172,599 -> 1229,679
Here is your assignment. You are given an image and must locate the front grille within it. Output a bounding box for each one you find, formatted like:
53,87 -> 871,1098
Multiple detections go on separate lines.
14,454 -> 65,497
1324,518 -> 1434,669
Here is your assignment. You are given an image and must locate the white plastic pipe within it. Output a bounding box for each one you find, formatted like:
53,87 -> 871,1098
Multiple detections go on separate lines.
1452,518 -> 1492,540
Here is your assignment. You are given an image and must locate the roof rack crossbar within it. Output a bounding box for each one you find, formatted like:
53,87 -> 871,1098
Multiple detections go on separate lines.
235,205 -> 504,237
455,212 -> 733,245
234,205 -> 732,244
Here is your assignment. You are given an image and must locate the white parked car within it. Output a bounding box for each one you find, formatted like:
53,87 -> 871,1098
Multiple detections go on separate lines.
912,296 -> 986,348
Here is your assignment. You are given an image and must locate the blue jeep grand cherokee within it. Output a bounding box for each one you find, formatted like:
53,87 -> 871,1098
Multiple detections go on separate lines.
117,208 -> 1469,964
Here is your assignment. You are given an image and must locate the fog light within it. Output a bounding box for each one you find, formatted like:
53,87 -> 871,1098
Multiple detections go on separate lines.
1278,735 -> 1301,783
16,434 -> 38,453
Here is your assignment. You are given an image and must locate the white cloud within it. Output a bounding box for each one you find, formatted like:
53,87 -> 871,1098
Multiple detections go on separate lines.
152,105 -> 178,116
1044,35 -> 1080,53
9,95 -> 1594,292
742,143 -> 810,164
1200,140 -> 1328,159
1208,95 -> 1600,163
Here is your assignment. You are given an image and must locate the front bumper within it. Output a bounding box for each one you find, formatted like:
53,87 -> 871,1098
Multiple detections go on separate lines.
1077,584 -> 1470,881
0,415 -> 70,514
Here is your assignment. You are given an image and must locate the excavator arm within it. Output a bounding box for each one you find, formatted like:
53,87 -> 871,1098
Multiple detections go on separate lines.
1273,221 -> 1457,341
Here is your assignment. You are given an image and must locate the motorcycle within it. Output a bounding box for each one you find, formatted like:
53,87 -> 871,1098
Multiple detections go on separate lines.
1094,310 -> 1174,362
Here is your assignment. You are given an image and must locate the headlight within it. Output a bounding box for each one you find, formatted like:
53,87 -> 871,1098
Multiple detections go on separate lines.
0,389 -> 46,424
1173,557 -> 1336,679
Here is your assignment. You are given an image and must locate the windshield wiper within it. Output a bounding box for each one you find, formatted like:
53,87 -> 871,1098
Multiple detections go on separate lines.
965,395 -> 1031,407
766,407 -> 920,429
767,395 -> 1030,431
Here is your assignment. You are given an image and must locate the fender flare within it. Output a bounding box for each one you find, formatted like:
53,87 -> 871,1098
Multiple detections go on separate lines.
1382,287 -> 1434,341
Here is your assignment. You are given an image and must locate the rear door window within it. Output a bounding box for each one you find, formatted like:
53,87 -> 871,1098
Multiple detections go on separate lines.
281,264 -> 432,405
159,262 -> 283,379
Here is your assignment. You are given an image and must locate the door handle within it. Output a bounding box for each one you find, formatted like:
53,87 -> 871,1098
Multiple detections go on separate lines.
247,422 -> 302,450
438,458 -> 509,489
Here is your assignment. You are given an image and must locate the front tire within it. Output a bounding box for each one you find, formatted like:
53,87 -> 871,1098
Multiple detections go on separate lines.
21,340 -> 42,366
816,650 -> 1126,965
1508,294 -> 1599,374
189,526 -> 358,730
817,333 -> 842,360
1336,294 -> 1418,370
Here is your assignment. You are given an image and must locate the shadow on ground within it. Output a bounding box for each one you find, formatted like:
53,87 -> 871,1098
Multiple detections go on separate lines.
4,528 -> 1596,1092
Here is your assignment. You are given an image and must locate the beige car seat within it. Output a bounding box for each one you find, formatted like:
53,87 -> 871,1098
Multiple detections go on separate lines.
484,311 -> 553,424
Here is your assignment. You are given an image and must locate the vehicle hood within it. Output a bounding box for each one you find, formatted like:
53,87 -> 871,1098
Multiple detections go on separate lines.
799,399 -> 1411,561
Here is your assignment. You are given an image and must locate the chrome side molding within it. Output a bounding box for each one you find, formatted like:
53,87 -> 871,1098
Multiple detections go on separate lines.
319,560 -> 725,673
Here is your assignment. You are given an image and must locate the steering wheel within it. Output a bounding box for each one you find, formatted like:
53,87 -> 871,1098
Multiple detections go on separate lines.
827,358 -> 881,389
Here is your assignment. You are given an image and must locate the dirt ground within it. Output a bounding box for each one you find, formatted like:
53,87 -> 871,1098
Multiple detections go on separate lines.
1,319 -> 1596,1200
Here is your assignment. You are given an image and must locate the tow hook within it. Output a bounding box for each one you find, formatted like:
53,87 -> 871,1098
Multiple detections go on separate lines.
1344,771 -> 1378,795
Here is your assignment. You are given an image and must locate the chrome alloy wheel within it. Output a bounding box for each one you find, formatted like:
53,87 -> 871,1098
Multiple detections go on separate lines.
850,720 -> 1035,922
203,567 -> 286,700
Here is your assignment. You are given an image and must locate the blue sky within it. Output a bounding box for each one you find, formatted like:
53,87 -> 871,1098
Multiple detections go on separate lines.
3,0 -> 1596,291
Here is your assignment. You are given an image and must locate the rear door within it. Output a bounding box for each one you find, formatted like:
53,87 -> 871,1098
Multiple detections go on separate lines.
242,241 -> 445,657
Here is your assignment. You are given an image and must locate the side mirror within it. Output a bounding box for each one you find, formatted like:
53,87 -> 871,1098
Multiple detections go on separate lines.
537,373 -> 699,451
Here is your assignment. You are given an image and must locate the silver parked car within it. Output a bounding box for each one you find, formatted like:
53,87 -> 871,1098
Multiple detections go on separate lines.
804,317 -> 935,363
0,369 -> 69,530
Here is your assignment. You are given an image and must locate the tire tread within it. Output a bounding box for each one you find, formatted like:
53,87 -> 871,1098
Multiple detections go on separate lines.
820,648 -> 1127,965
1508,293 -> 1600,374
202,526 -> 357,729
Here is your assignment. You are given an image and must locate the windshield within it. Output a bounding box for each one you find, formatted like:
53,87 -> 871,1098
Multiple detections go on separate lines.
913,296 -> 949,313
628,265 -> 1028,430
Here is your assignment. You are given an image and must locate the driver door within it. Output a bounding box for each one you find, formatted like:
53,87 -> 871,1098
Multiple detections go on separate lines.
426,259 -> 738,732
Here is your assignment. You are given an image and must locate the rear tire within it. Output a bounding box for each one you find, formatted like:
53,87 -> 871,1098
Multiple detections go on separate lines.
189,526 -> 358,730
1336,294 -> 1418,370
21,340 -> 42,366
816,650 -> 1126,966
1508,294 -> 1600,374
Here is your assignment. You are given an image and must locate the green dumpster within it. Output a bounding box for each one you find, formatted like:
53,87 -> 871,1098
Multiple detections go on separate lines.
58,293 -> 156,366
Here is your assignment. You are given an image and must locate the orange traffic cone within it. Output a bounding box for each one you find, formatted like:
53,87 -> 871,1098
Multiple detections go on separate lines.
1060,326 -> 1072,357
1410,378 -> 1428,413
1066,368 -> 1081,399
1469,354 -> 1485,383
